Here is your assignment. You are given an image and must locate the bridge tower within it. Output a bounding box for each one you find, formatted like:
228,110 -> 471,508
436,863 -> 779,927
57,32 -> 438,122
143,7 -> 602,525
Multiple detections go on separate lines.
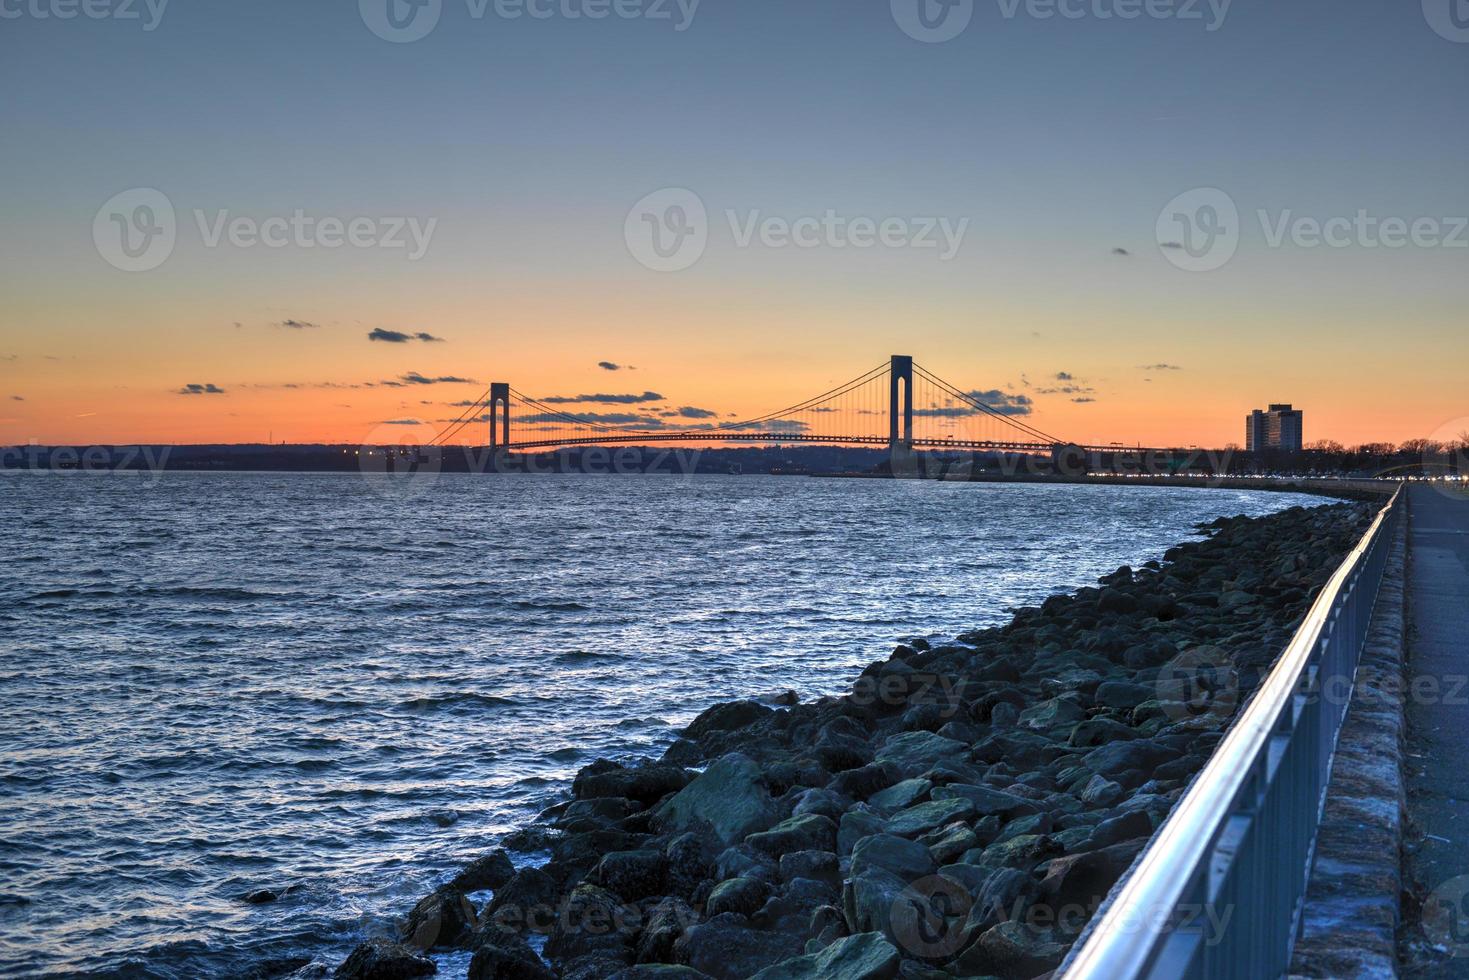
889,355 -> 914,451
488,382 -> 510,449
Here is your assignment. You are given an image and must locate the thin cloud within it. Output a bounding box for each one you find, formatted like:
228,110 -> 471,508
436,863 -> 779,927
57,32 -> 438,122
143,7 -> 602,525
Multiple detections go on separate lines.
1112,247 -> 1131,256
672,406 -> 718,419
519,411 -> 661,425
1140,363 -> 1183,371
912,391 -> 1034,418
380,418 -> 425,425
369,328 -> 444,343
177,383 -> 226,395
388,372 -> 477,386
1072,397 -> 1097,403
597,361 -> 632,371
540,391 -> 665,405
278,319 -> 319,330
1159,242 -> 1185,250
966,390 -> 1034,417
1055,372 -> 1075,381
10,395 -> 22,401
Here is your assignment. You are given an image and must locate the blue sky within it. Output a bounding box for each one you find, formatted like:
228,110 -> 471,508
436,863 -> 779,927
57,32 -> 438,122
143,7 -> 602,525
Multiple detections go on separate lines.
1,0 -> 1466,445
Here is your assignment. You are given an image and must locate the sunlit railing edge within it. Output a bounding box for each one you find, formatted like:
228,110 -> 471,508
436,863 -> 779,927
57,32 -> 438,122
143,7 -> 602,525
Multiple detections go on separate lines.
1060,483 -> 1405,980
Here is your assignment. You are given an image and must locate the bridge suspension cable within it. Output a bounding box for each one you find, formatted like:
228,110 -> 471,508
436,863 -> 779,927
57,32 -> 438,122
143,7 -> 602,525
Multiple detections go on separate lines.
913,362 -> 1067,446
417,355 -> 1074,453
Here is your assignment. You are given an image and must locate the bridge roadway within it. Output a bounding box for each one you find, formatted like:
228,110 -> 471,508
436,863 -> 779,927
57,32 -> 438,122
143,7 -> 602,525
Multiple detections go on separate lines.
498,433 -> 1172,454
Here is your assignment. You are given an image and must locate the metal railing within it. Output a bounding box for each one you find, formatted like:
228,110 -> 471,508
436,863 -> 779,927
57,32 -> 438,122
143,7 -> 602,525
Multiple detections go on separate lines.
1062,485 -> 1404,980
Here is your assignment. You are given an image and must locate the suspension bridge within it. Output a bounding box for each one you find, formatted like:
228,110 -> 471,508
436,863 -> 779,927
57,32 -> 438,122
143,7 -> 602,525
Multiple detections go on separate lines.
424,355 -> 1101,455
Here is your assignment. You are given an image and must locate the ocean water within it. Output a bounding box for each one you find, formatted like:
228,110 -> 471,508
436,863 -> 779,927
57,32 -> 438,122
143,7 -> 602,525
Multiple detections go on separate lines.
0,472 -> 1326,978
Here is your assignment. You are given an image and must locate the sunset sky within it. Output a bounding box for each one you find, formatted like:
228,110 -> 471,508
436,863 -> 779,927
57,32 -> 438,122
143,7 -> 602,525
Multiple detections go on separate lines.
2,0 -> 1466,448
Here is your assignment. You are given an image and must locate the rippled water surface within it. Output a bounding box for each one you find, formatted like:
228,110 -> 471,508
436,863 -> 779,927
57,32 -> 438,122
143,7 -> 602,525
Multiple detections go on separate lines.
0,472 -> 1325,977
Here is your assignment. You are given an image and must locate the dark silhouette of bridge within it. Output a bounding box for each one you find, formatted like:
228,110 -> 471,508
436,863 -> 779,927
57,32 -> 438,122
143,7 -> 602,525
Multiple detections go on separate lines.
429,355 -> 1120,456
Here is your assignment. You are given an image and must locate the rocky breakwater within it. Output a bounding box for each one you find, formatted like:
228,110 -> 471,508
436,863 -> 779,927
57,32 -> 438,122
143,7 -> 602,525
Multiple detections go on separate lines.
334,501 -> 1373,980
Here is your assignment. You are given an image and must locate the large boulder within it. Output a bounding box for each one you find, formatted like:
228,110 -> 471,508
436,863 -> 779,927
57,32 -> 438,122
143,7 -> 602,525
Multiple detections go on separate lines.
683,700 -> 774,741
653,754 -> 780,847
467,926 -> 556,980
744,814 -> 837,856
849,833 -> 935,882
705,877 -> 770,918
1080,739 -> 1180,780
484,867 -> 559,933
589,849 -> 667,901
873,732 -> 966,778
672,915 -> 805,980
632,896 -> 699,964
574,762 -> 693,805
1035,839 -> 1148,911
867,778 -> 931,813
335,939 -> 437,980
451,849 -> 517,894
930,783 -> 1037,819
401,887 -> 478,949
884,798 -> 976,838
543,883 -> 632,967
840,867 -> 907,939
749,932 -> 901,980
838,809 -> 888,856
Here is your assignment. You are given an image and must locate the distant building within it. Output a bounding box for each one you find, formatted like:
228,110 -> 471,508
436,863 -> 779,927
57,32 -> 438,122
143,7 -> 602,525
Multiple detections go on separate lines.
1246,404 -> 1304,452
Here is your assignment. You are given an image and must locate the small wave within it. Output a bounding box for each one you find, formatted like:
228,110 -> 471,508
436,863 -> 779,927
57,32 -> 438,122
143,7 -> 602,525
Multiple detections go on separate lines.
510,600 -> 589,612
552,650 -> 604,664
395,693 -> 517,713
140,586 -> 275,601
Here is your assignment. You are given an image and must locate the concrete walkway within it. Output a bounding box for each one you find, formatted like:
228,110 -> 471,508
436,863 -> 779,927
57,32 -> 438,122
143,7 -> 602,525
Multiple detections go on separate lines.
1291,508 -> 1406,979
1403,485 -> 1469,976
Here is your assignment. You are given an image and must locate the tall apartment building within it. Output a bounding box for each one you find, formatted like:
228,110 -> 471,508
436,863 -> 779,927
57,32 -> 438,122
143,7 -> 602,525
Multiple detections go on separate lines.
1246,404 -> 1304,452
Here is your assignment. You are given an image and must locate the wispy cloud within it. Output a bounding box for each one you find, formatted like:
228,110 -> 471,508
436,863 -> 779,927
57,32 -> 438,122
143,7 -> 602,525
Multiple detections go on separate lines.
177,383 -> 226,395
369,328 -> 445,343
9,395 -> 23,401
1140,363 -> 1183,371
278,319 -> 319,330
383,372 -> 476,387
913,391 -> 1034,418
519,411 -> 661,425
540,390 -> 665,405
597,361 -> 633,371
1112,247 -> 1131,256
